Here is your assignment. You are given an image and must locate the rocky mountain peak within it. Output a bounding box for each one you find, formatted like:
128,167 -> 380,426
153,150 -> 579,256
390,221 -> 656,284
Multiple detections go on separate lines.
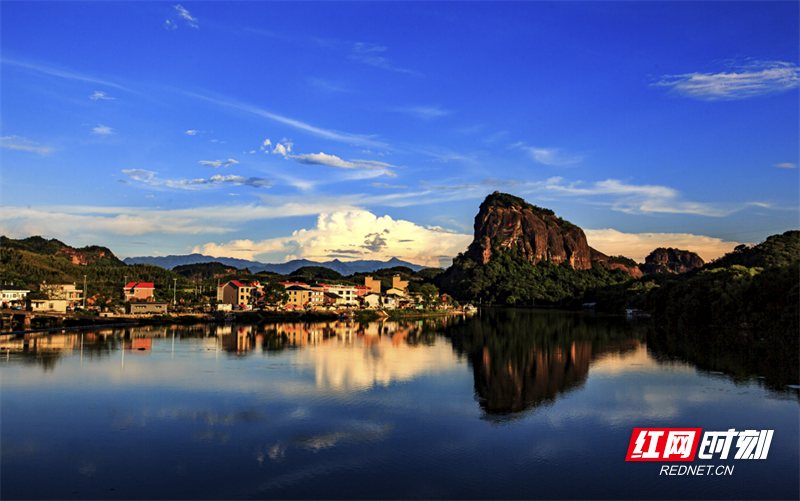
640,248 -> 704,274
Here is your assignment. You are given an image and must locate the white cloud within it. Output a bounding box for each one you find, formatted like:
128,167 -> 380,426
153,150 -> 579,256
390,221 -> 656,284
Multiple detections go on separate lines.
0,135 -> 52,155
653,60 -> 800,100
260,138 -> 272,151
393,105 -> 451,120
174,4 -> 198,28
515,144 -> 583,166
123,169 -> 269,189
773,162 -> 797,169
349,42 -> 416,74
0,200 -> 363,240
186,130 -> 197,135
532,177 -> 732,216
192,210 -> 471,267
89,91 -> 114,101
272,143 -> 290,156
199,158 -> 239,168
165,19 -> 177,30
369,183 -> 407,189
92,124 -> 114,135
3,58 -> 133,93
122,169 -> 156,182
292,152 -> 396,177
584,228 -> 742,263
185,93 -> 388,149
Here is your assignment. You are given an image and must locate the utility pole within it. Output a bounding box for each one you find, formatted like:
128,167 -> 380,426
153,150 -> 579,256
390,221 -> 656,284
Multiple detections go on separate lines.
83,275 -> 87,308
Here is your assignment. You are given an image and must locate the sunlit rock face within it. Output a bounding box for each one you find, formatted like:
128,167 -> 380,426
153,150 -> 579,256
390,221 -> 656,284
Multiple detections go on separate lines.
640,247 -> 704,274
460,193 -> 640,277
465,193 -> 593,269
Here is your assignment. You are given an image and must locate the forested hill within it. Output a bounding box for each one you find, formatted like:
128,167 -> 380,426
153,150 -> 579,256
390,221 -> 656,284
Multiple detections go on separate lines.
704,230 -> 799,270
1,236 -> 125,266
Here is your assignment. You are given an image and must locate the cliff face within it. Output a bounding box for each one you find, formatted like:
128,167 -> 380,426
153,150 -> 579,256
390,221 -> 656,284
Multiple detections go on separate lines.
589,248 -> 644,278
640,248 -> 704,274
465,193 -> 594,269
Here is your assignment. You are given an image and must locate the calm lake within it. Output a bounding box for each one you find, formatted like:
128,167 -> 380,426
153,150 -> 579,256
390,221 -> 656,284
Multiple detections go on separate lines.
2,310 -> 797,499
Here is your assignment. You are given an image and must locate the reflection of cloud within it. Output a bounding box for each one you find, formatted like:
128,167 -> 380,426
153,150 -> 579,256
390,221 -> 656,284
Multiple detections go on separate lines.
653,60 -> 800,100
584,228 -> 741,263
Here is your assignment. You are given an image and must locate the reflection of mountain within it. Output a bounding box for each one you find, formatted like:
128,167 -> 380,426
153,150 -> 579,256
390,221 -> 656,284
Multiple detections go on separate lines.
471,342 -> 591,413
445,309 -> 646,415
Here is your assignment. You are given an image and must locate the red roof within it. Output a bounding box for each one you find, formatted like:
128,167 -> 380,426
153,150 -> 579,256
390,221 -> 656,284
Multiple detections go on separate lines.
125,282 -> 154,289
355,286 -> 371,290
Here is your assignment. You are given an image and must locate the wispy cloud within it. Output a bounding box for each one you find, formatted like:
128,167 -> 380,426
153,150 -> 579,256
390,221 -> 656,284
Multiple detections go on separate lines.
186,130 -> 198,135
532,177 -> 733,216
186,92 -> 388,148
292,152 -> 397,177
199,158 -> 239,168
2,58 -> 133,92
89,91 -> 114,101
773,162 -> 797,169
369,183 -> 408,189
392,105 -> 451,120
174,4 -> 198,29
0,135 -> 52,155
513,143 -> 583,166
349,42 -> 416,74
653,60 -> 800,101
123,169 -> 270,189
92,124 -> 114,135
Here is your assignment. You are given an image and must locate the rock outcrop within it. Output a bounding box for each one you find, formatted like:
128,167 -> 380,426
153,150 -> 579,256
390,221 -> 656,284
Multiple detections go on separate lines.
462,192 -> 640,277
590,248 -> 644,278
640,248 -> 704,274
464,192 -> 594,269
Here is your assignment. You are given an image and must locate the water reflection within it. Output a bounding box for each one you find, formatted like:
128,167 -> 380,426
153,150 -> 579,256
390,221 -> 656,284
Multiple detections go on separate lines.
442,309 -> 647,415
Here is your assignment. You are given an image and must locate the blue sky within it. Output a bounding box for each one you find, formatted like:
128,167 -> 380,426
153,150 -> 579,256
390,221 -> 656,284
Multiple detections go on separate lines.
2,2 -> 798,267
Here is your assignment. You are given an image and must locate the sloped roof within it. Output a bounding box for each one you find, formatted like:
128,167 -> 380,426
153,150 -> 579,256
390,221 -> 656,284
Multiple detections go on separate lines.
125,282 -> 154,289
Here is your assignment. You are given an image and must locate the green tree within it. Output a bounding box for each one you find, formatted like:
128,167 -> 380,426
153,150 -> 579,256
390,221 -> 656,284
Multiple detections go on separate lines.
419,283 -> 439,309
261,281 -> 289,309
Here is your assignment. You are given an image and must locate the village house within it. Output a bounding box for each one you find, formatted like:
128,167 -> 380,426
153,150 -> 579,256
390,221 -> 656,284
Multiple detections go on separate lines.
126,302 -> 168,315
361,292 -> 382,309
284,285 -> 324,309
122,282 -> 155,302
1,285 -> 30,308
40,282 -> 83,306
364,277 -> 382,294
26,299 -> 68,314
392,275 -> 409,293
217,280 -> 262,306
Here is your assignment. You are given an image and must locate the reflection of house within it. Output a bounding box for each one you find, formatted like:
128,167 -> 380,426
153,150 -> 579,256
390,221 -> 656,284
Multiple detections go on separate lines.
217,280 -> 262,305
1,286 -> 30,307
26,299 -> 68,313
40,282 -> 83,306
122,282 -> 155,301
126,302 -> 168,314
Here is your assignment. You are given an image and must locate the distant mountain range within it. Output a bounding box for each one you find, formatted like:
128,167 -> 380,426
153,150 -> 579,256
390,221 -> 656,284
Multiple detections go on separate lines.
123,254 -> 427,274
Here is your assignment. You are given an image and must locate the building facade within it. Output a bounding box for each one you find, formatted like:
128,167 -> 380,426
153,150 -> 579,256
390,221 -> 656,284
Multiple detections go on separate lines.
122,282 -> 155,302
40,282 -> 83,306
217,280 -> 262,305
